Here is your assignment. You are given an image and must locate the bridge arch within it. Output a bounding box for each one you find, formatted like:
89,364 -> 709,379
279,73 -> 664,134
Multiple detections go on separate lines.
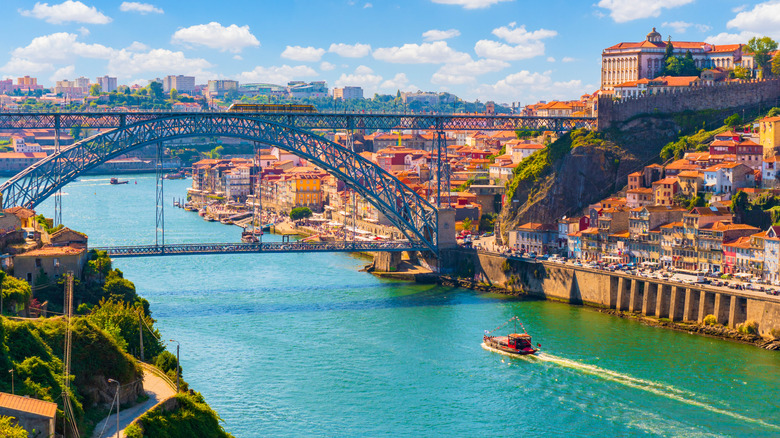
0,114 -> 439,253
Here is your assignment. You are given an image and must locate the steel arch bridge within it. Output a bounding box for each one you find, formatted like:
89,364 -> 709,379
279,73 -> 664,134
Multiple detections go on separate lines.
0,114 -> 439,253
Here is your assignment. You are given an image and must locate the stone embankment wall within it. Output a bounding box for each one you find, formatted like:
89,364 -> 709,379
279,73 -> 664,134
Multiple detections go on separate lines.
445,249 -> 780,336
597,78 -> 780,129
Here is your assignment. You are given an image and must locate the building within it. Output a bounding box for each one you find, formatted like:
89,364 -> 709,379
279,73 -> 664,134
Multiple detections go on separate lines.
0,152 -> 47,174
54,79 -> 88,98
333,86 -> 364,100
16,76 -> 43,92
11,137 -> 42,153
96,75 -> 117,93
224,165 -> 251,201
401,91 -> 439,106
0,392 -> 57,438
288,81 -> 328,99
163,75 -> 196,94
760,116 -> 780,158
601,28 -> 744,89
508,222 -> 558,253
14,245 -> 87,285
207,80 -> 238,98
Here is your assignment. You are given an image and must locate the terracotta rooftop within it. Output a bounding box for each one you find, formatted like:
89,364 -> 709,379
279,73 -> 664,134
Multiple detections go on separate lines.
17,246 -> 86,257
0,392 -> 57,418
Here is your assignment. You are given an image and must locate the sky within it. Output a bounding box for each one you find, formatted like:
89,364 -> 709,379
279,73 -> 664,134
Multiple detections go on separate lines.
1,0 -> 779,105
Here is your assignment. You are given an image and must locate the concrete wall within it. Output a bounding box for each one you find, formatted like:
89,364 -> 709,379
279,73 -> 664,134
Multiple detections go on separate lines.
447,249 -> 780,335
598,78 -> 780,129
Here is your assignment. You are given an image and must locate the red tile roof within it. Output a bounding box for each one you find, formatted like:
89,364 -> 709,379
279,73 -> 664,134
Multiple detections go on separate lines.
0,392 -> 57,418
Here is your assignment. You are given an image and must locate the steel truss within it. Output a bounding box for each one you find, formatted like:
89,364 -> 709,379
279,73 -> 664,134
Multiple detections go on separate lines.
95,240 -> 422,257
0,111 -> 595,132
0,114 -> 440,253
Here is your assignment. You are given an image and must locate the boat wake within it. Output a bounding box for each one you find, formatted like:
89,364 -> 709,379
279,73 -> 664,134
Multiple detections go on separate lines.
481,343 -> 780,430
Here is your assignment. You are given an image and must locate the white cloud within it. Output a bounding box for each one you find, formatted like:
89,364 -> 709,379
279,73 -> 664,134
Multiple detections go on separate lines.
596,0 -> 694,23
129,78 -> 149,86
77,26 -> 89,36
328,43 -> 371,58
431,0 -> 513,9
562,57 -> 576,63
422,29 -> 461,41
19,0 -> 111,24
172,22 -> 260,53
281,45 -> 326,62
705,30 -> 759,45
335,65 -> 383,94
364,2 -> 373,7
662,21 -> 711,34
233,55 -> 243,60
108,49 -> 213,78
431,58 -> 509,85
237,65 -> 317,84
0,58 -> 54,74
12,32 -> 114,62
373,41 -> 471,64
320,61 -> 336,71
49,65 -> 75,82
475,70 -> 589,102
491,24 -> 557,44
732,4 -> 748,13
474,40 -> 545,60
726,1 -> 780,39
126,41 -> 148,52
119,2 -> 163,14
547,56 -> 555,62
379,73 -> 415,91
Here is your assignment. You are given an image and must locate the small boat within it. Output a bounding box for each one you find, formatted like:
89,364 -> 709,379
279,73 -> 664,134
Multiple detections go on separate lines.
110,177 -> 129,185
164,171 -> 186,180
199,209 -> 207,217
205,215 -> 217,222
483,316 -> 539,356
221,218 -> 234,225
241,231 -> 259,243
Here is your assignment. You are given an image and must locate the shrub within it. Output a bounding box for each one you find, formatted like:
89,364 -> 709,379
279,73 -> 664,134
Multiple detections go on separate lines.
0,416 -> 27,438
154,350 -> 181,376
738,320 -> 759,335
703,314 -> 717,326
502,260 -> 512,273
770,328 -> 780,339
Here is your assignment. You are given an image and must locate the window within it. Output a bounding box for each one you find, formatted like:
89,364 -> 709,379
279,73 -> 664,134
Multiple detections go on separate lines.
35,258 -> 42,268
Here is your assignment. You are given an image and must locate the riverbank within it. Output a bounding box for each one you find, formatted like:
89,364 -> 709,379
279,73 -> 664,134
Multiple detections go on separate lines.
434,272 -> 780,351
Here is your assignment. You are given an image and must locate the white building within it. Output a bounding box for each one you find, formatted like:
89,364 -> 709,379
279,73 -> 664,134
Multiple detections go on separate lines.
224,166 -> 251,201
333,86 -> 363,100
96,75 -> 117,93
762,156 -> 780,189
12,137 -> 42,153
163,75 -> 196,94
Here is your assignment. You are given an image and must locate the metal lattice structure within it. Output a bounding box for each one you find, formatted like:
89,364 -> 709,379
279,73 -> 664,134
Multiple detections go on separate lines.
0,110 -> 595,132
0,114 -> 439,253
95,240 -> 419,257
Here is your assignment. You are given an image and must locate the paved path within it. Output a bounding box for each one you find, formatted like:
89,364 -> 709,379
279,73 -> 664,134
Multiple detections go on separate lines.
92,365 -> 177,438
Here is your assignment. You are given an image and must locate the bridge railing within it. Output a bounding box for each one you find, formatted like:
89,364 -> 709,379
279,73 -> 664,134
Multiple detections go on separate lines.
94,240 -> 423,257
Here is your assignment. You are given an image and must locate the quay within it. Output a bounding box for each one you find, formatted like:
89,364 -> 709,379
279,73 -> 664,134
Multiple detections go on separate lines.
445,249 -> 780,337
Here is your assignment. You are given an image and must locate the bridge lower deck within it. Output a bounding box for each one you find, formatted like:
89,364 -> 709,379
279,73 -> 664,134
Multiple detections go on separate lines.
94,240 -> 424,257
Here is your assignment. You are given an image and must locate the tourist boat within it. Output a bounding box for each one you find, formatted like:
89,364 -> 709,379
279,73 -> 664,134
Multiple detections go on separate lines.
164,171 -> 186,180
241,231 -> 259,243
109,177 -> 129,185
483,316 -> 539,356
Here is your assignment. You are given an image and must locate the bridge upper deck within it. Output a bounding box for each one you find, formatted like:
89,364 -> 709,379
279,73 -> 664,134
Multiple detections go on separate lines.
0,110 -> 595,132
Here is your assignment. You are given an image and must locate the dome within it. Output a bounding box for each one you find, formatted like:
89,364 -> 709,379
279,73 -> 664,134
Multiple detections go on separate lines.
646,27 -> 662,42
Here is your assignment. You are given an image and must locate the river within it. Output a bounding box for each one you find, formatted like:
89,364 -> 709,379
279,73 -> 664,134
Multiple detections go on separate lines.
28,174 -> 780,437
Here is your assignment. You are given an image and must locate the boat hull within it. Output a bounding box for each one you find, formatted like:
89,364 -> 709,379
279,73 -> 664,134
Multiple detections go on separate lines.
483,336 -> 538,356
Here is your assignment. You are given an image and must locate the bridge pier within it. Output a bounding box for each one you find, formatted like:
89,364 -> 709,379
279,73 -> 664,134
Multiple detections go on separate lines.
642,282 -> 658,316
616,277 -> 630,311
656,284 -> 671,318
698,290 -> 715,323
714,293 -> 731,325
437,208 -> 457,250
373,252 -> 402,272
683,288 -> 699,322
629,279 -> 643,313
669,286 -> 686,322
728,296 -> 747,329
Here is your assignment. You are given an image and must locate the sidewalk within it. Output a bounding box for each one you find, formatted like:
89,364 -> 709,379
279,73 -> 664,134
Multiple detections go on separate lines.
92,364 -> 177,438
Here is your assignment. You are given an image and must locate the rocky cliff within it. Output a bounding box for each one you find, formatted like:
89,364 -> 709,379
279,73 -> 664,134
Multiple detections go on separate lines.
499,116 -> 683,235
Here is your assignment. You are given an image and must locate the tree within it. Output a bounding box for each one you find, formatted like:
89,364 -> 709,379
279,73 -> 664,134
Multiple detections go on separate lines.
0,416 -> 28,438
103,275 -> 137,303
204,145 -> 223,159
2,276 -> 31,312
725,113 -> 743,128
170,88 -> 179,101
462,217 -> 473,231
732,65 -> 752,79
149,81 -> 164,100
773,54 -> 780,77
289,207 -> 313,221
89,83 -> 101,96
746,36 -> 778,78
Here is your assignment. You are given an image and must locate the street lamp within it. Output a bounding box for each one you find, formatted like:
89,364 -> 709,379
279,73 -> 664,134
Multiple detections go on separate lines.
169,339 -> 180,392
108,378 -> 120,438
9,369 -> 13,395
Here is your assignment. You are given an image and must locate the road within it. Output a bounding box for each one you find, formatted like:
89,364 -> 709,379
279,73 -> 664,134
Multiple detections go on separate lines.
92,364 -> 177,438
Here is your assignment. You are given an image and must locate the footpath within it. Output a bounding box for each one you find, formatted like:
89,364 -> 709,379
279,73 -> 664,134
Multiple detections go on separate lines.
92,364 -> 177,438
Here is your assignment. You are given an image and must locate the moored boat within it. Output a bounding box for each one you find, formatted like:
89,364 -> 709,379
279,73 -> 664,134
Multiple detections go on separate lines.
483,316 -> 539,356
110,177 -> 129,185
241,231 -> 259,243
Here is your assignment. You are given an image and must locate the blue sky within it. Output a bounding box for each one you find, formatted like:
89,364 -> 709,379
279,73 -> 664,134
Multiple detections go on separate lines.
1,0 -> 779,104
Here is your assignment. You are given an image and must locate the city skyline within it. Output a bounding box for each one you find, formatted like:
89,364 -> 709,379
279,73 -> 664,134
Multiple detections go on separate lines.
1,0 -> 779,103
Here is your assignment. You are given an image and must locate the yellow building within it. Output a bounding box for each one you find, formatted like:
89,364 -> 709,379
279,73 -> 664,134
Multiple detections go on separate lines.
760,116 -> 780,158
283,173 -> 322,212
